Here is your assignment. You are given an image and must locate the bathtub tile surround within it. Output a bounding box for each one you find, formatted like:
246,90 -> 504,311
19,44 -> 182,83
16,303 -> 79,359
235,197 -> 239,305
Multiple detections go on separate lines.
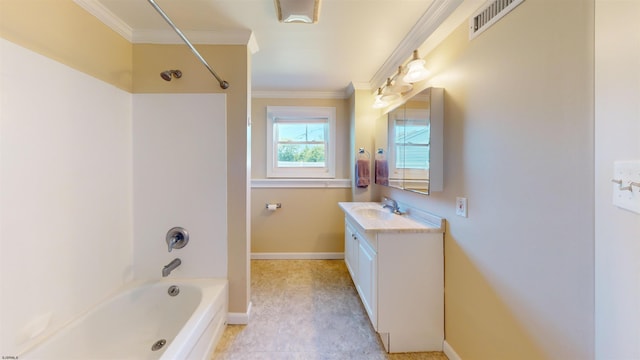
0,38 -> 232,356
0,38 -> 133,355
212,260 -> 448,359
132,93 -> 228,280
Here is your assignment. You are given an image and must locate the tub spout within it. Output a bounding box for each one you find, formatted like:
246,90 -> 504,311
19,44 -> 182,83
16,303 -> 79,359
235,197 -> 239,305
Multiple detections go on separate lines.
162,258 -> 181,277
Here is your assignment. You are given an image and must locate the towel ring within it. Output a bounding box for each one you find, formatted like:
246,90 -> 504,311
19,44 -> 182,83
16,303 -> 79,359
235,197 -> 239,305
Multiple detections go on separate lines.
357,147 -> 370,160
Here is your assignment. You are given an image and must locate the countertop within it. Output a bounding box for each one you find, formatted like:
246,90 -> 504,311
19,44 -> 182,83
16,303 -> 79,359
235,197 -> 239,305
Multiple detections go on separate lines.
338,202 -> 444,233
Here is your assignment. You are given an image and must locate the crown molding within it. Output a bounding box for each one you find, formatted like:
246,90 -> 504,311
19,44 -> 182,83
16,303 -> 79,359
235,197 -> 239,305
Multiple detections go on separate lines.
132,29 -> 255,45
351,82 -> 372,90
369,0 -> 464,89
344,82 -> 373,98
345,83 -> 355,98
247,32 -> 260,55
74,0 -> 133,41
74,0 -> 259,49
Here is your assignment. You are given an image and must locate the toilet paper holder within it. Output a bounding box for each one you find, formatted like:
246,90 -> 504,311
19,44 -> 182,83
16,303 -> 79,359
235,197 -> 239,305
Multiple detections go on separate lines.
265,203 -> 282,209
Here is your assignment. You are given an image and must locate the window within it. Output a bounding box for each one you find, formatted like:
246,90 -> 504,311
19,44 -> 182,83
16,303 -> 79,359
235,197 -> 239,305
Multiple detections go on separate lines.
266,106 -> 336,178
389,108 -> 430,179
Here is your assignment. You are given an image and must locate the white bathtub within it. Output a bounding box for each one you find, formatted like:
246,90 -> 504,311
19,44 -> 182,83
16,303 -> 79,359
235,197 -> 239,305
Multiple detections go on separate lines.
22,278 -> 228,360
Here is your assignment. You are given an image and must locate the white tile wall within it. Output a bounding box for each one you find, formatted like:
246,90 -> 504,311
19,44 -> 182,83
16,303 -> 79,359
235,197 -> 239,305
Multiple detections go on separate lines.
0,38 -> 133,355
132,94 -> 228,280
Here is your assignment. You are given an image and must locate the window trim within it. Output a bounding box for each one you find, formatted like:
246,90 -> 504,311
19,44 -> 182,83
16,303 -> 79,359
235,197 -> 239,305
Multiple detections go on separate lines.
266,106 -> 336,179
388,108 -> 430,180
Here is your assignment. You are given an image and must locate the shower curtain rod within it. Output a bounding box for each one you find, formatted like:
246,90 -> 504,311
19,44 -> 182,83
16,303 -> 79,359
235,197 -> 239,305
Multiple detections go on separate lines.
147,0 -> 230,89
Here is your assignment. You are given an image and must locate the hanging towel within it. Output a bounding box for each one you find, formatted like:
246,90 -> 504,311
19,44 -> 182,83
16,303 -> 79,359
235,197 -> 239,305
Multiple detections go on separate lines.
355,159 -> 370,188
375,159 -> 389,185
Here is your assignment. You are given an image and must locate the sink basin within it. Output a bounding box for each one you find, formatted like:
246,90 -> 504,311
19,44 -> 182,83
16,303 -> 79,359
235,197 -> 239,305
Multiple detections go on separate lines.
354,208 -> 395,220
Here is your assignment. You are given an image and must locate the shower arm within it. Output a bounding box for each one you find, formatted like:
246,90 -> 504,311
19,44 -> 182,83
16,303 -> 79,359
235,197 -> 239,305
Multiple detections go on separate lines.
147,0 -> 230,89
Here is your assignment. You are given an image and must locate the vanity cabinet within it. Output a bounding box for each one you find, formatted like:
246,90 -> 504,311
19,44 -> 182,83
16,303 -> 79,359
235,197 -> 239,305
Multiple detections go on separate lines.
344,221 -> 358,279
345,221 -> 378,326
341,207 -> 444,353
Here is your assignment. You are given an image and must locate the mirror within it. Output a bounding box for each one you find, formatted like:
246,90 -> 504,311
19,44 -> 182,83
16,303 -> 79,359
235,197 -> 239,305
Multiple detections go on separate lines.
375,87 -> 443,195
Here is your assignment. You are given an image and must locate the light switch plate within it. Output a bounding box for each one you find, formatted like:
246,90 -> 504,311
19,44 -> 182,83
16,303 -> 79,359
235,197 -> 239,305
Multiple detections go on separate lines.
456,197 -> 468,217
613,160 -> 640,214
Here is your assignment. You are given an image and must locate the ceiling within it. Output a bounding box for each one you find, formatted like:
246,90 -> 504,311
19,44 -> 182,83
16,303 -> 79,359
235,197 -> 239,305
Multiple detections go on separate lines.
77,0 -> 482,94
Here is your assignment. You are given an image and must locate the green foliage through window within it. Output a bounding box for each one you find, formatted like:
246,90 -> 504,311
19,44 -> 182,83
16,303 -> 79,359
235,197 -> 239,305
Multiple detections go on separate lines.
276,122 -> 327,167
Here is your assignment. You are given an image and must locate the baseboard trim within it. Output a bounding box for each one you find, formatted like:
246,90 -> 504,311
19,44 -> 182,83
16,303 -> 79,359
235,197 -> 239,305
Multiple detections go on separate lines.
227,301 -> 252,325
443,340 -> 462,360
251,252 -> 345,260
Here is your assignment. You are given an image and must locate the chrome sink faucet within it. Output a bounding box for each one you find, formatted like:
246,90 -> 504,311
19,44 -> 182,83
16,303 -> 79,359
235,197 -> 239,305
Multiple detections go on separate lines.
162,258 -> 181,277
382,197 -> 403,215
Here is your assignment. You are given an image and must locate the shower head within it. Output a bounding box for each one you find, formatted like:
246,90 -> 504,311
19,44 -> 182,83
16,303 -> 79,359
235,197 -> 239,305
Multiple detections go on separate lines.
160,70 -> 182,81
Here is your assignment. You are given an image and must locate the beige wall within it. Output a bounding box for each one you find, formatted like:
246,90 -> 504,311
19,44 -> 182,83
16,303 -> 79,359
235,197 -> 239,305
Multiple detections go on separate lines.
373,0 -> 595,358
251,97 -> 351,254
0,0 -> 132,91
251,188 -> 351,253
594,1 -> 640,358
350,89 -> 381,202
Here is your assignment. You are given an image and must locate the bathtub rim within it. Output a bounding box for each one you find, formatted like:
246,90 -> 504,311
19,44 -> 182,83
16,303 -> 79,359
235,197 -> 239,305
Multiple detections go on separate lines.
20,277 -> 228,359
160,277 -> 228,359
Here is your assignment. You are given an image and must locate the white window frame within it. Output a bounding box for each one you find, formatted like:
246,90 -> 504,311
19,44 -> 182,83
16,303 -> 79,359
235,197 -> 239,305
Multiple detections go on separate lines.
266,106 -> 336,178
388,108 -> 430,180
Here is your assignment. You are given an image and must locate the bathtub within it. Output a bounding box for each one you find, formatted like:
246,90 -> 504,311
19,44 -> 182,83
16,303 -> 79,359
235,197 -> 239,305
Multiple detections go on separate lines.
22,278 -> 228,360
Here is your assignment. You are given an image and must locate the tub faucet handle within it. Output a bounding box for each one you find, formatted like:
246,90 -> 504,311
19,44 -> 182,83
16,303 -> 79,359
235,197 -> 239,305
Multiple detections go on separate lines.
167,237 -> 178,252
166,227 -> 189,252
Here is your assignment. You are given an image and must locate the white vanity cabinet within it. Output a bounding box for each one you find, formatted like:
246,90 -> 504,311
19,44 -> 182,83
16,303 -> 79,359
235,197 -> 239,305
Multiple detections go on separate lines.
339,202 -> 444,353
345,221 -> 378,326
344,221 -> 358,279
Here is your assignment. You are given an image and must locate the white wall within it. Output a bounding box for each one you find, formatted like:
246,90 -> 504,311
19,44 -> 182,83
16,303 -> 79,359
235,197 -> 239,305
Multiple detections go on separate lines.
132,94 -> 227,279
0,39 -> 133,355
378,1 -> 595,358
594,1 -> 640,359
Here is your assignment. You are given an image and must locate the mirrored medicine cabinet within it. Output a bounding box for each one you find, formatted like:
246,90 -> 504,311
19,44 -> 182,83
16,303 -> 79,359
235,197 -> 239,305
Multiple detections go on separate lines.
374,87 -> 443,195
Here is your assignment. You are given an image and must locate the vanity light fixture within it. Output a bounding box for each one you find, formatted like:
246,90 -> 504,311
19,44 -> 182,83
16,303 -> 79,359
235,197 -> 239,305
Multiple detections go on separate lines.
380,78 -> 401,102
372,49 -> 429,109
274,0 -> 321,24
403,50 -> 430,83
372,88 -> 388,109
388,66 -> 413,93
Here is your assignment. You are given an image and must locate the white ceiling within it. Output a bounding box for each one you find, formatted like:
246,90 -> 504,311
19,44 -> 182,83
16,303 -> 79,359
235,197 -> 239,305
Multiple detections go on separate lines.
77,0 -> 482,94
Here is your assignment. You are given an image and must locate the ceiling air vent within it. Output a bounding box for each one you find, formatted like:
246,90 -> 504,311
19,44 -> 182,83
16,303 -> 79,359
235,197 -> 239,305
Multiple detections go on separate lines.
469,0 -> 525,39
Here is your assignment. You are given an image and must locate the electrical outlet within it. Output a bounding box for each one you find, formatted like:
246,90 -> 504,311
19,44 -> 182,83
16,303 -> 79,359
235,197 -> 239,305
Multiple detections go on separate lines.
456,197 -> 468,217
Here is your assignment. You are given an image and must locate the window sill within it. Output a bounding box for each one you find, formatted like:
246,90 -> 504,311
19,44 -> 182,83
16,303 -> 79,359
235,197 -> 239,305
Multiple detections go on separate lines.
251,178 -> 351,188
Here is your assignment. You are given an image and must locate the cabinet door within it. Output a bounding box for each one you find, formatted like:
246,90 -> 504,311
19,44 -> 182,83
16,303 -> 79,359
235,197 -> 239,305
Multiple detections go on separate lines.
357,237 -> 377,329
344,222 -> 357,279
